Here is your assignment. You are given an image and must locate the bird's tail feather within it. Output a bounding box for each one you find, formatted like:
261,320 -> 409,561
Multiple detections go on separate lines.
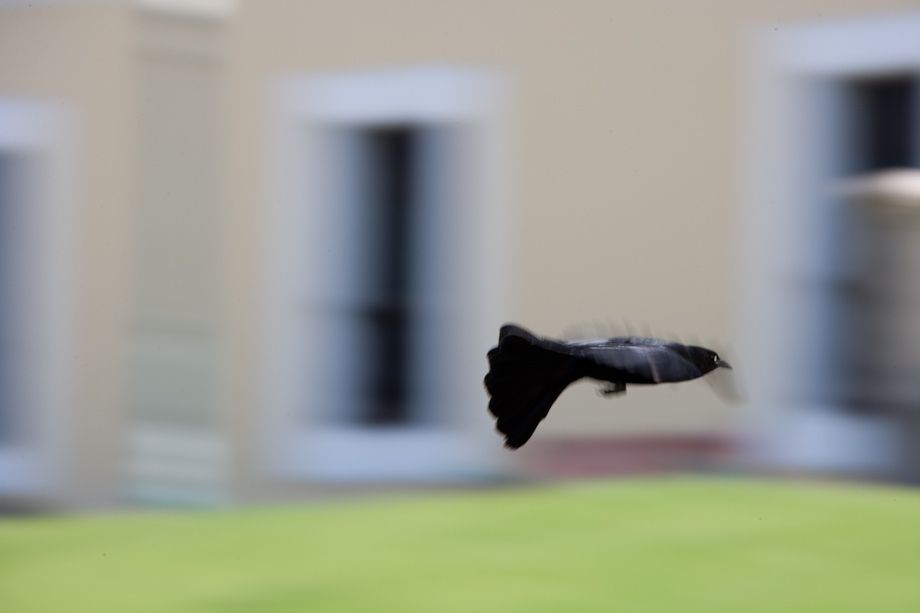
484,324 -> 581,449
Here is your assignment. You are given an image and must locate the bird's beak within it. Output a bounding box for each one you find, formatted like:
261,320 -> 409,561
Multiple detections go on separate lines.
716,359 -> 732,370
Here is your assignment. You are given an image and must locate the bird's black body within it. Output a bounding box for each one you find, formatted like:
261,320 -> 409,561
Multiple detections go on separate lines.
484,324 -> 731,449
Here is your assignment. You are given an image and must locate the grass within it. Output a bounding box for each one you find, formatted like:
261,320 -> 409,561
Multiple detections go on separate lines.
2,476 -> 920,612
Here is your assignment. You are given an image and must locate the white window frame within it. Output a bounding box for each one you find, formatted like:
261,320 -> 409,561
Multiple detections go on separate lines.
743,12 -> 920,473
264,67 -> 509,482
0,99 -> 73,497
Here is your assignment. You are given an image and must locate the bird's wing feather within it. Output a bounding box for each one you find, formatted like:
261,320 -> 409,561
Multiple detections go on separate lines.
578,344 -> 703,383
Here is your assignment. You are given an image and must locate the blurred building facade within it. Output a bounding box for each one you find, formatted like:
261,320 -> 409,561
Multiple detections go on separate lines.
2,0 -> 920,508
746,14 -> 920,482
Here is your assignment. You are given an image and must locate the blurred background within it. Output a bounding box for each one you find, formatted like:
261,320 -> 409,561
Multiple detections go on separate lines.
2,0 -> 920,510
8,2 -> 920,612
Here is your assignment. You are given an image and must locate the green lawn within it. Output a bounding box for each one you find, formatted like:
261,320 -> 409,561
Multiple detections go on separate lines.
2,477 -> 920,612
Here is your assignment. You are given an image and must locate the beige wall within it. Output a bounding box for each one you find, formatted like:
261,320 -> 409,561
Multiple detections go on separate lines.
0,4 -> 133,505
4,0 -> 920,504
0,3 -> 229,506
226,0 -> 919,455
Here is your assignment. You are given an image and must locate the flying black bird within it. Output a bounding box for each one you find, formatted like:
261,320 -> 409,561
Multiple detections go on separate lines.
484,324 -> 733,449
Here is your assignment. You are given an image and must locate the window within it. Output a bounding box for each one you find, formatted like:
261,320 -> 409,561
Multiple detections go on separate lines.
849,75 -> 915,173
327,125 -> 417,428
745,14 -> 920,474
266,68 -> 508,481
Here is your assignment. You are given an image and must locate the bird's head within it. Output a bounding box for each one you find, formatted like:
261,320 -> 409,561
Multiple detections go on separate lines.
687,346 -> 732,374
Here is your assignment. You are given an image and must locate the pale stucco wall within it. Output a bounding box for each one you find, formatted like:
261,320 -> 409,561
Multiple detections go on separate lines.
225,0 -> 920,454
0,4 -> 133,505
4,0 -> 920,505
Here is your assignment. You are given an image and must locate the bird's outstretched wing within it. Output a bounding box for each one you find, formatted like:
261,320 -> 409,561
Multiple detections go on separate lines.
574,343 -> 704,384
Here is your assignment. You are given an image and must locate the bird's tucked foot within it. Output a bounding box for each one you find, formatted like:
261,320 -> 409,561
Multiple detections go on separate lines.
599,382 -> 626,396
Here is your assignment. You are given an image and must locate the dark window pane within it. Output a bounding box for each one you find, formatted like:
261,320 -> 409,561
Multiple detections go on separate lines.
851,77 -> 914,172
350,126 -> 417,426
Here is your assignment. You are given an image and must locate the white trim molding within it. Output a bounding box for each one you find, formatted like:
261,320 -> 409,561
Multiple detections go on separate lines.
0,99 -> 74,498
134,0 -> 236,18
